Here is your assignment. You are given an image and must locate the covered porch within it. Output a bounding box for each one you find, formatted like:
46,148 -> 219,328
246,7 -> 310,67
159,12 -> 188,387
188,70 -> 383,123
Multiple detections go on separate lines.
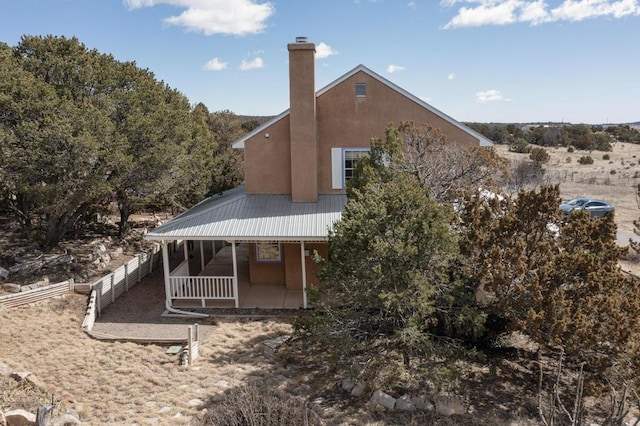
168,243 -> 304,310
146,186 -> 346,317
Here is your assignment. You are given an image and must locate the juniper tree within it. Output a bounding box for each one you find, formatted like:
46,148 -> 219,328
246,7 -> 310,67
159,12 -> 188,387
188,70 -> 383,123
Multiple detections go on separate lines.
297,125 -> 484,386
458,184 -> 640,371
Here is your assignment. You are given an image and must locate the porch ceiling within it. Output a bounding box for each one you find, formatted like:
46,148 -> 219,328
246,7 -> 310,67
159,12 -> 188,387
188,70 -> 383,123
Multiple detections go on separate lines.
145,185 -> 347,242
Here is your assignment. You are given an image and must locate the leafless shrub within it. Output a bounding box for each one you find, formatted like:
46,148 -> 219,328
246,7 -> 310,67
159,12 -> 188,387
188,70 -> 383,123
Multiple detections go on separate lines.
200,383 -> 321,426
502,159 -> 545,194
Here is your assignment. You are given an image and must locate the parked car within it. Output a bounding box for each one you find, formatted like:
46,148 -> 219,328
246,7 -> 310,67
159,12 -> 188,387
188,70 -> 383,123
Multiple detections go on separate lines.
559,197 -> 614,218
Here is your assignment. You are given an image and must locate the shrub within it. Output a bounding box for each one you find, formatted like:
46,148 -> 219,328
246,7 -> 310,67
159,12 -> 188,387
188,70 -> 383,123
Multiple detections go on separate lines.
566,157 -> 572,163
603,154 -> 610,160
201,384 -> 320,426
529,147 -> 550,165
611,169 -> 617,175
568,146 -> 575,153
578,156 -> 594,165
509,138 -> 531,153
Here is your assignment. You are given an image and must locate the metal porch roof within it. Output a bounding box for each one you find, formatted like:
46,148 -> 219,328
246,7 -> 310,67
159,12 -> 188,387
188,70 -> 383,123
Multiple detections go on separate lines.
145,186 -> 347,242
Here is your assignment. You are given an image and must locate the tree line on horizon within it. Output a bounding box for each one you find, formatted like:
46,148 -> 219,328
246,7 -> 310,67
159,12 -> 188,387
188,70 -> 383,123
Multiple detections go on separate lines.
468,121 -> 640,152
0,35 -> 248,248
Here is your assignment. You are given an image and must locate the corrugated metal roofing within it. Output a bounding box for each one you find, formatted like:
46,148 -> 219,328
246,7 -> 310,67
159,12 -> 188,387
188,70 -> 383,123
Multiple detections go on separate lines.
145,186 -> 347,241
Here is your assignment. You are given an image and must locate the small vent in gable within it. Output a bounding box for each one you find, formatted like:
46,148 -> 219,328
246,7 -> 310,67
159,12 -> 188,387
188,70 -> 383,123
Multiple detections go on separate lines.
355,83 -> 367,97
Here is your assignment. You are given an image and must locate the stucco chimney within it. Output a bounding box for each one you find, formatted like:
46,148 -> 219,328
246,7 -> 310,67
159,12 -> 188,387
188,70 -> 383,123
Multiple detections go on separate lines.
288,37 -> 317,202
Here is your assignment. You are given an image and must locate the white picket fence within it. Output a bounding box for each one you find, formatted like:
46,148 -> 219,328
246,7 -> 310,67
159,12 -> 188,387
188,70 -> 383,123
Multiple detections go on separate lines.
0,279 -> 75,309
82,243 -> 165,331
169,276 -> 235,307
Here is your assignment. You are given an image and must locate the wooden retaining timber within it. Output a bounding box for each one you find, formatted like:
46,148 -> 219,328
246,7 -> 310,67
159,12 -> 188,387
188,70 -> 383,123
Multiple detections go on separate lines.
0,279 -> 74,309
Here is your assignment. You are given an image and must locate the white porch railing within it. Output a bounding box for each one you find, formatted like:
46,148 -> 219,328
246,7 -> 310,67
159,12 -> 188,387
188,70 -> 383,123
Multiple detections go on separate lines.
169,276 -> 235,307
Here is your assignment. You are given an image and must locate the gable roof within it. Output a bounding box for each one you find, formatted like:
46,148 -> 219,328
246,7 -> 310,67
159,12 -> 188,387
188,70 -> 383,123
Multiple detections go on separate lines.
232,64 -> 493,149
145,186 -> 347,242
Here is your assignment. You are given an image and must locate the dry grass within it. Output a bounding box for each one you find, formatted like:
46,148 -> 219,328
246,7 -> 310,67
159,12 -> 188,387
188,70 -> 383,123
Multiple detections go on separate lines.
498,142 -> 640,277
0,294 -> 300,424
495,142 -> 640,234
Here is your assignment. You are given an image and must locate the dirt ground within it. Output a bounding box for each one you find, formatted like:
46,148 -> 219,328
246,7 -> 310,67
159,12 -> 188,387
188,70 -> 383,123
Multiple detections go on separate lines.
2,142 -> 640,424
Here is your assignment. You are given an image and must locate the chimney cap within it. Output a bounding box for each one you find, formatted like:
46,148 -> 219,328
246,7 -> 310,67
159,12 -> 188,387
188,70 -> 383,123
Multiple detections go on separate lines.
295,36 -> 308,43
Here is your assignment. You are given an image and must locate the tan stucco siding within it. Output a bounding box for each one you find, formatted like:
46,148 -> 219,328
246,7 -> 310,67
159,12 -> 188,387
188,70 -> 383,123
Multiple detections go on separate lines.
246,242 -> 328,288
244,116 -> 292,194
316,71 -> 479,194
248,243 -> 286,285
284,242 -> 327,290
244,70 -> 481,196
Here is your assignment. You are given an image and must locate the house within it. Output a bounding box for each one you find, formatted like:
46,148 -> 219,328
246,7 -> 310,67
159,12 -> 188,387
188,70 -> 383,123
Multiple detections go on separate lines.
145,37 -> 492,316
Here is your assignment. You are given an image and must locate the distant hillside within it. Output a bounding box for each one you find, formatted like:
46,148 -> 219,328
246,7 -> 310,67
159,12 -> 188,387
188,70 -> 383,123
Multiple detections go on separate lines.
238,115 -> 274,125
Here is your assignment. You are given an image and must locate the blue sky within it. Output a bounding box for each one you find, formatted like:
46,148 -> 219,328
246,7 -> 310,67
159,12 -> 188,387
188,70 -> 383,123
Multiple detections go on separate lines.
1,0 -> 639,124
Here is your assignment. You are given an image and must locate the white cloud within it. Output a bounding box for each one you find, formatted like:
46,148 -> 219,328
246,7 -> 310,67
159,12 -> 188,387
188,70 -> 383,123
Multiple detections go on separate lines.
448,73 -> 456,80
203,57 -> 228,71
239,57 -> 264,70
408,1 -> 417,8
442,0 -> 640,28
444,0 -> 521,28
476,89 -> 506,103
123,0 -> 275,36
316,42 -> 337,59
387,64 -> 406,73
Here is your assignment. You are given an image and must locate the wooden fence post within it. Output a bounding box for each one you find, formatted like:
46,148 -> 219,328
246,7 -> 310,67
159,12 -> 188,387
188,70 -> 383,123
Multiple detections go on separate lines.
110,273 -> 115,303
97,281 -> 102,317
138,254 -> 143,282
124,262 -> 129,292
188,323 -> 199,365
149,245 -> 156,274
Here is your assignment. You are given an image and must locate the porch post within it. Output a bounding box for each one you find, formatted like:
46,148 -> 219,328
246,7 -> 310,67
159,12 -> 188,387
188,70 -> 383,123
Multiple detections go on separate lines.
183,240 -> 189,261
199,240 -> 205,271
162,241 -> 172,309
232,240 -> 239,308
300,241 -> 308,309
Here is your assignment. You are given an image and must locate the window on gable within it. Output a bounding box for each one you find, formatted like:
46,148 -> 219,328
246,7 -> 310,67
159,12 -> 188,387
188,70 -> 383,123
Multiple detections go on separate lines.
331,148 -> 370,189
255,241 -> 282,263
355,83 -> 367,97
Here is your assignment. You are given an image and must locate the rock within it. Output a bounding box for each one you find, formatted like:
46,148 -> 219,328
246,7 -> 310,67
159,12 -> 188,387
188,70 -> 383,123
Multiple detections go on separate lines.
110,247 -> 124,258
0,410 -> 5,426
4,409 -> 35,426
411,395 -> 434,411
263,335 -> 291,357
0,266 -> 9,279
2,283 -> 21,293
97,244 -> 107,253
0,363 -> 12,377
34,277 -> 49,287
434,394 -> 466,416
341,378 -> 356,392
187,399 -> 204,407
10,371 -> 31,381
396,394 -> 416,412
9,372 -> 46,392
351,382 -> 367,397
370,390 -> 396,410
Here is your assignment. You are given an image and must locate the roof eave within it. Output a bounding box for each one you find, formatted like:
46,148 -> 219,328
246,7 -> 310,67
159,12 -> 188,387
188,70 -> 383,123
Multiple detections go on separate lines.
232,110 -> 290,149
